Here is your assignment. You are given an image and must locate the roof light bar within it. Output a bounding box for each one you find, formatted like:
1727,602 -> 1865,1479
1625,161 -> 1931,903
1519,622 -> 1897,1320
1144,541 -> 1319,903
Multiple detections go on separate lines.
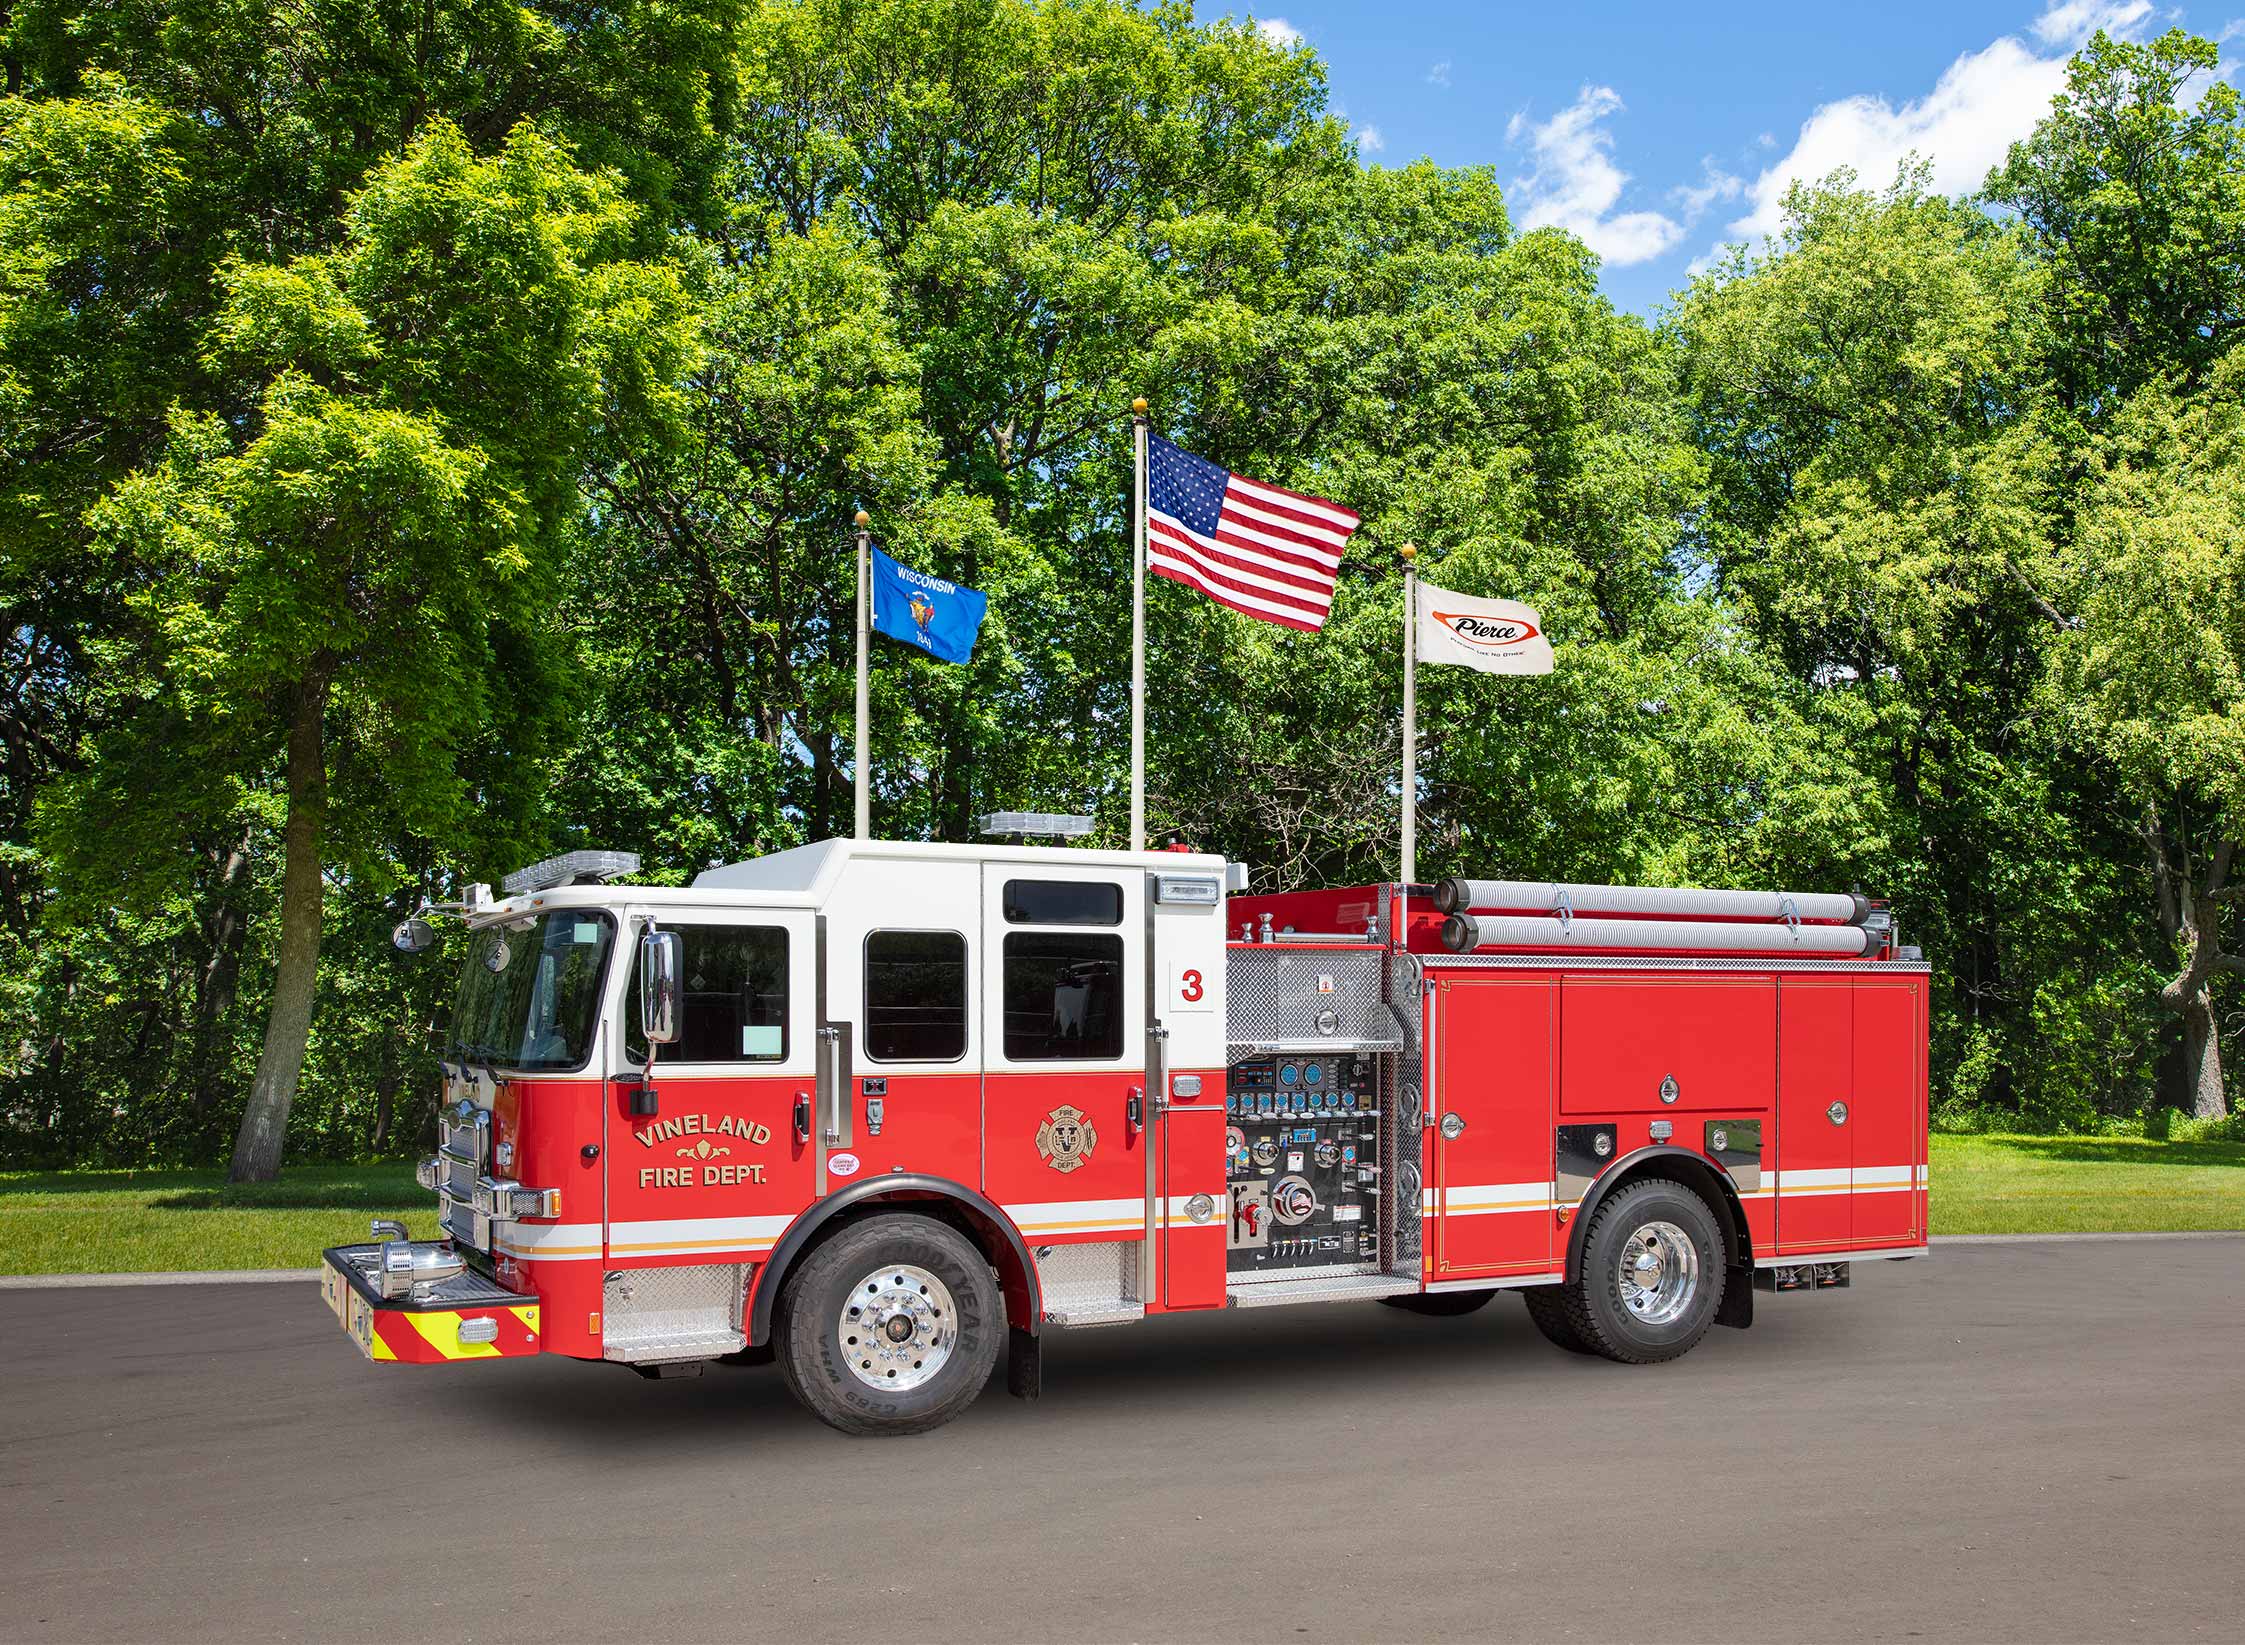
977,811 -> 1095,838
502,850 -> 641,896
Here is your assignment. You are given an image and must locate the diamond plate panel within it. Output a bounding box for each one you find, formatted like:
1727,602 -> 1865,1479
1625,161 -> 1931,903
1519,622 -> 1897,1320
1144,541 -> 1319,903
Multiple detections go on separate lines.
1227,946 -> 1395,1046
1034,1239 -> 1142,1320
603,1263 -> 747,1361
1227,1272 -> 1421,1307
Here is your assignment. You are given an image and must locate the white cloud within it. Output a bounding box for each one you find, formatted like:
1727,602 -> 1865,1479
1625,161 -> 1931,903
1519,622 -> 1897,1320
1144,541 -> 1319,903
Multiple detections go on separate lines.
1717,0 -> 2153,250
1672,157 -> 1744,217
1356,124 -> 1386,152
1428,60 -> 1452,88
1505,85 -> 1687,266
1254,17 -> 1302,49
2032,1 -> 2150,46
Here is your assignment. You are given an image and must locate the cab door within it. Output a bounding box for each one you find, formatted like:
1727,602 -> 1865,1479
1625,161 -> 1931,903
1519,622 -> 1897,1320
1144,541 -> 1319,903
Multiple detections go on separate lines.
605,907 -> 817,1266
978,866 -> 1148,1255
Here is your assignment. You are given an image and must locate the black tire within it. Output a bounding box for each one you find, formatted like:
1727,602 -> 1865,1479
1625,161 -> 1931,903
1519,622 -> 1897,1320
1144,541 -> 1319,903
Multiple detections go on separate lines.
776,1214 -> 1002,1436
1555,1178 -> 1727,1364
1521,1286 -> 1597,1354
1380,1289 -> 1497,1317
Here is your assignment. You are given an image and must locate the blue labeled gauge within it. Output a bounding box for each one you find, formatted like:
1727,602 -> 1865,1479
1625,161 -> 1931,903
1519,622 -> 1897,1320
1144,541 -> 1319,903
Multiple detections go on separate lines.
1278,1062 -> 1301,1087
1303,1061 -> 1324,1087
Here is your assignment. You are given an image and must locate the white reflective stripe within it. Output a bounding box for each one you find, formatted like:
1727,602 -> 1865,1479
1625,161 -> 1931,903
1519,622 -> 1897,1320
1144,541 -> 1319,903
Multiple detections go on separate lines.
1443,1181 -> 1551,1216
1768,1164 -> 1920,1197
1773,1167 -> 1852,1190
491,1222 -> 603,1261
1004,1197 -> 1145,1236
604,1214 -> 794,1257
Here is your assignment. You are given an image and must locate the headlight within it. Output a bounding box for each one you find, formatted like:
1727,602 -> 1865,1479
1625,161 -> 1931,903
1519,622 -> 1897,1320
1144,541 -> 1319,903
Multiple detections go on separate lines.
471,1177 -> 560,1220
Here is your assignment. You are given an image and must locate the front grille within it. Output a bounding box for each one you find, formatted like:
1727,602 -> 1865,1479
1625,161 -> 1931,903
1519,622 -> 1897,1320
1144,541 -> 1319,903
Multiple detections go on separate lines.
440,1196 -> 488,1252
441,1153 -> 478,1203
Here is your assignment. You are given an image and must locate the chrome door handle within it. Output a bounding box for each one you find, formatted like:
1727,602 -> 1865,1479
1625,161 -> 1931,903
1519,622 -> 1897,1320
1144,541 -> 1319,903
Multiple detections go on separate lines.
1827,1101 -> 1849,1126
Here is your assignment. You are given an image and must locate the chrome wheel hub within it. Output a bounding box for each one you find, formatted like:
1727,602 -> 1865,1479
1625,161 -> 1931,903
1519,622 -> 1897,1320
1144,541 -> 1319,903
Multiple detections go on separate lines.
838,1263 -> 956,1392
1616,1220 -> 1699,1327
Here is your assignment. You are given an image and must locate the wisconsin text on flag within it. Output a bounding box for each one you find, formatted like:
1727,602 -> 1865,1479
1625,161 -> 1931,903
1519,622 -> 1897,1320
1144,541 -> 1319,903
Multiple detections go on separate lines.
1146,435 -> 1360,631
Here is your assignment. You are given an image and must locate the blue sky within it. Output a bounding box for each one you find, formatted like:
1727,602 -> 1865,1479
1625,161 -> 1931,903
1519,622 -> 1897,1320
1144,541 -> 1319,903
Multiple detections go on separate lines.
1240,1 -> 2243,314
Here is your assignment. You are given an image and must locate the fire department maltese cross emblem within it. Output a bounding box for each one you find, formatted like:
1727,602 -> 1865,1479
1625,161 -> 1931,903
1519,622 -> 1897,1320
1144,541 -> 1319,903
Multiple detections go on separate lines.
1035,1105 -> 1097,1174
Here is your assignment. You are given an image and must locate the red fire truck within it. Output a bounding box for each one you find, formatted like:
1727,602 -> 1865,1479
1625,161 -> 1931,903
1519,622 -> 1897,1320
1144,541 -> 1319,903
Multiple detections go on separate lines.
322,842 -> 1928,1435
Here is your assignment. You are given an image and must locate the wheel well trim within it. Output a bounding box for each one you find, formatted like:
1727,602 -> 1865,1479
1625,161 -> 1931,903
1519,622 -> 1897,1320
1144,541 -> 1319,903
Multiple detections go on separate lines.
1562,1145 -> 1753,1283
744,1174 -> 1041,1346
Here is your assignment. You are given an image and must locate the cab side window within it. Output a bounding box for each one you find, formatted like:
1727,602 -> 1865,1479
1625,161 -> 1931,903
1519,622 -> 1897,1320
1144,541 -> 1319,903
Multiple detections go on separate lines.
627,925 -> 789,1063
1002,931 -> 1124,1060
865,930 -> 968,1062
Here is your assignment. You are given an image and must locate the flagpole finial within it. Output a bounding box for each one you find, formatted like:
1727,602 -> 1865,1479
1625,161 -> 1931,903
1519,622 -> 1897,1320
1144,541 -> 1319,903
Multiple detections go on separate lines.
853,509 -> 869,528
1399,541 -> 1417,563
1131,397 -> 1148,416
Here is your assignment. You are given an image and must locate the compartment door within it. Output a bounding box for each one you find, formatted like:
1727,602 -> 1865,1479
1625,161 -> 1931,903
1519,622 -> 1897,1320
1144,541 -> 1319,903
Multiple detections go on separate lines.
1776,978 -> 1853,1254
1850,979 -> 1925,1248
1558,975 -> 1776,1115
1432,974 -> 1558,1278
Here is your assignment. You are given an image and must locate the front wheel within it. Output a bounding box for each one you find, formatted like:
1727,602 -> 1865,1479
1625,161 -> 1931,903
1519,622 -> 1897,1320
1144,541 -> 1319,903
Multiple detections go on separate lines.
1554,1178 -> 1726,1364
776,1214 -> 1002,1435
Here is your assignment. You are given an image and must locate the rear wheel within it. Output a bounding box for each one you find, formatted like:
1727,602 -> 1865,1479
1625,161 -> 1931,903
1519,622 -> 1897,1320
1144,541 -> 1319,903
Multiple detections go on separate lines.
776,1214 -> 1001,1436
1555,1178 -> 1726,1364
1521,1286 -> 1596,1354
1380,1289 -> 1496,1317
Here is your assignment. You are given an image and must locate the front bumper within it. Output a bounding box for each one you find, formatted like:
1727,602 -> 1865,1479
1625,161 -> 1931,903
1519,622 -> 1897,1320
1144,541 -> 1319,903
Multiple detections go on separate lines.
321,1243 -> 542,1364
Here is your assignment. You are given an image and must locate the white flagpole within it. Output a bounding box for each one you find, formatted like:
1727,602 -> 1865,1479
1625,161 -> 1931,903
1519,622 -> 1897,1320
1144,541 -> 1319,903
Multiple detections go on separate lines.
1130,397 -> 1149,852
854,509 -> 871,840
1400,542 -> 1417,887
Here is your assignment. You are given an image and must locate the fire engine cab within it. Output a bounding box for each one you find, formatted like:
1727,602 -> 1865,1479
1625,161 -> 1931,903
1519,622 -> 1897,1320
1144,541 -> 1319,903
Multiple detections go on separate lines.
322,841 -> 1929,1436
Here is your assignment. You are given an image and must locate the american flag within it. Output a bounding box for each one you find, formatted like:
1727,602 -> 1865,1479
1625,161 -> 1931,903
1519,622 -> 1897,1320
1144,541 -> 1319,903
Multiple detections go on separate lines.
1146,435 -> 1360,632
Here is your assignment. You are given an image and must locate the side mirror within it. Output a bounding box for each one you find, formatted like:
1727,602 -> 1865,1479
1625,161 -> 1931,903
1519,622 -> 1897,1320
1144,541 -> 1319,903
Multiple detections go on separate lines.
639,929 -> 683,1046
392,916 -> 437,954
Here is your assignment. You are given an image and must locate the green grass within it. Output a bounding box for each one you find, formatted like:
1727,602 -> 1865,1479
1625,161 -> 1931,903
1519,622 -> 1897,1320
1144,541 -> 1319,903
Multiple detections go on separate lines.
1929,1132 -> 2245,1234
0,1163 -> 426,1275
2,1137 -> 2238,1274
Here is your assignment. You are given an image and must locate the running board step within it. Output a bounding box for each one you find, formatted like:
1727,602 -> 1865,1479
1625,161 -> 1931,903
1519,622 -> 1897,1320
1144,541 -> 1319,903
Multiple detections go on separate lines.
1227,1274 -> 1421,1309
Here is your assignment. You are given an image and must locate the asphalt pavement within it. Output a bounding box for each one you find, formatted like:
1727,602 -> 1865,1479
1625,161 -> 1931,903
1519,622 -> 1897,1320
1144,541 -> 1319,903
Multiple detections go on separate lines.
2,1238 -> 2240,1643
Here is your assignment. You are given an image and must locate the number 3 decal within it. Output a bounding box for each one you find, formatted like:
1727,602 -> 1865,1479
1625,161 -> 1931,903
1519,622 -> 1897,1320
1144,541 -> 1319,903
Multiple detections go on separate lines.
1180,968 -> 1204,1002
1171,963 -> 1213,1012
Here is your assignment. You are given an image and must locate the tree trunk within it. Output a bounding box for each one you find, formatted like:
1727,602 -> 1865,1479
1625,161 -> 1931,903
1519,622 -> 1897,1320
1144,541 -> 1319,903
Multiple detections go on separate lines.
2146,807 -> 2234,1122
228,679 -> 328,1183
191,833 -> 255,1117
371,1023 -> 401,1153
2180,985 -> 2225,1121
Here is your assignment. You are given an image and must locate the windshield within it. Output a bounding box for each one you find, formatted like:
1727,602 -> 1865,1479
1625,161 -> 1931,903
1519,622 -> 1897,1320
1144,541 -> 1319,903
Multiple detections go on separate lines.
446,911 -> 616,1072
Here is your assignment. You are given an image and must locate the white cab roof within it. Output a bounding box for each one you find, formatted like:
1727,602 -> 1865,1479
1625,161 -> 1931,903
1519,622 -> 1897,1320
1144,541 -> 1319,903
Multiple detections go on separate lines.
694,837 -> 1224,897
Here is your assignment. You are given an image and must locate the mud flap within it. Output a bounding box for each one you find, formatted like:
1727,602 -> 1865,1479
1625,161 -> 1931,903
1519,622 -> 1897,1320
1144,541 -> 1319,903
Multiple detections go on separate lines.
1717,1264 -> 1754,1330
1006,1325 -> 1041,1401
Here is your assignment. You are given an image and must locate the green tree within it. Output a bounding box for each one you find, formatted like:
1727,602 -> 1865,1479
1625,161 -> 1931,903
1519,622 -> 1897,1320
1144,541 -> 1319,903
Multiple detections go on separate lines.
2049,354 -> 2245,1117
1986,27 -> 2245,413
51,122 -> 686,1178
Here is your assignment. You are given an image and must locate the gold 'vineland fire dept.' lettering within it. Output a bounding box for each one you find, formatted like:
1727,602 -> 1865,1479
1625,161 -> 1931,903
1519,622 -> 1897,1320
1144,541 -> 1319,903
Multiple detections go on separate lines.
632,1112 -> 772,1148
633,1112 -> 772,1190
